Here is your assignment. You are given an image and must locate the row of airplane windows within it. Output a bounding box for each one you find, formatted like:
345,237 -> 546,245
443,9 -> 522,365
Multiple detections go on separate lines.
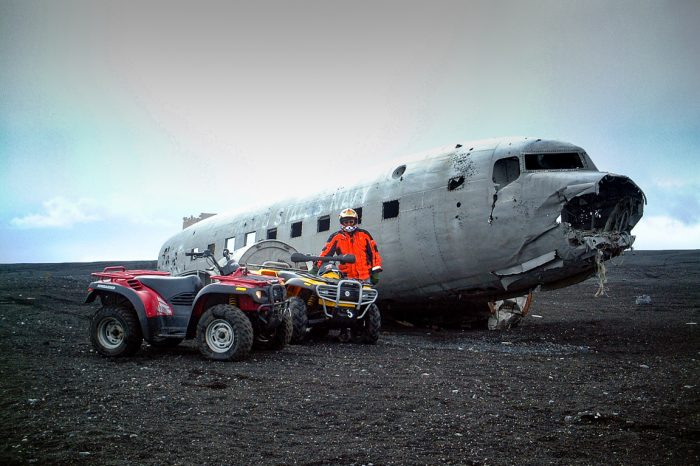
213,200 -> 400,253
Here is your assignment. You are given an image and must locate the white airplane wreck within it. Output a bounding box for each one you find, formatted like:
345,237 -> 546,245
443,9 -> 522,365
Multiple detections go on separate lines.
158,137 -> 645,329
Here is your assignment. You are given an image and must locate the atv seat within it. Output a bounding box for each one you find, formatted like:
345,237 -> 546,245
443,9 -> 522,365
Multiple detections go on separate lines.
137,275 -> 204,300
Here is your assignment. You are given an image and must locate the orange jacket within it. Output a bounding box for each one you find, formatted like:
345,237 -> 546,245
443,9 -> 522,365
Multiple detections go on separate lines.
317,229 -> 383,280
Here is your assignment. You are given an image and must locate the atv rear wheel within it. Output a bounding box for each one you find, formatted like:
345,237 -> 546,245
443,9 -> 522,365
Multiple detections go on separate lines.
352,304 -> 381,344
90,306 -> 143,357
197,304 -> 253,361
289,297 -> 308,344
254,311 -> 293,350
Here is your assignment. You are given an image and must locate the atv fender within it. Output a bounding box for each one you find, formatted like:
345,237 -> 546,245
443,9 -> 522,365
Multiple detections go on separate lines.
188,283 -> 251,338
191,284 -> 232,314
85,285 -> 150,337
192,282 -> 286,311
283,276 -> 317,292
282,277 -> 320,302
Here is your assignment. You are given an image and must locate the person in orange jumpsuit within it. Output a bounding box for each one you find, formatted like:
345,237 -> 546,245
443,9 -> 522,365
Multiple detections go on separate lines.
316,208 -> 383,284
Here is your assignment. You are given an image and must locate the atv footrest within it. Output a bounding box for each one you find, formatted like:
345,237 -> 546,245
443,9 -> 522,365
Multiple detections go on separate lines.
156,328 -> 186,338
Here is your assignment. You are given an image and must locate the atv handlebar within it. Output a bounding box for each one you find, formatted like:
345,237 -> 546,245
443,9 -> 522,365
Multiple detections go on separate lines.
184,249 -> 231,275
290,252 -> 356,264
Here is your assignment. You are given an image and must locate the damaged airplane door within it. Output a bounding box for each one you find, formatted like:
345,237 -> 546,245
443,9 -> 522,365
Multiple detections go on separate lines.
158,137 -> 645,329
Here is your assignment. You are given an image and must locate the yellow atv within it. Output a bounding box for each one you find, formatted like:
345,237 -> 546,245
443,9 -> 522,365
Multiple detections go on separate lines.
284,253 -> 380,344
233,241 -> 380,344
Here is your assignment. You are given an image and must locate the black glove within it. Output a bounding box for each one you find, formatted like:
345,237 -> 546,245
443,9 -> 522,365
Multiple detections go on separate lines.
370,270 -> 381,285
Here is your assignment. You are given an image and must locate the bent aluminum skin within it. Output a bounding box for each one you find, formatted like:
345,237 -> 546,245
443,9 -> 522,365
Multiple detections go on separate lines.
158,137 -> 645,314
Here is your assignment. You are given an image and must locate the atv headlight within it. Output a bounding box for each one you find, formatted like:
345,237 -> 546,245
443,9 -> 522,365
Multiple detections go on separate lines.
255,290 -> 266,300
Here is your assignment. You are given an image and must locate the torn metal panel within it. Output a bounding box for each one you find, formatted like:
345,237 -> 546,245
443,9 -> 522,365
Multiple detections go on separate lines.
565,229 -> 635,258
494,250 -> 559,276
493,251 -> 562,290
496,259 -> 565,290
560,182 -> 598,201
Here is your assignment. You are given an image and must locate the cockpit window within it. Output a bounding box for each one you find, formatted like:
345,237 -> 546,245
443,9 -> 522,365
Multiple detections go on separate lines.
492,156 -> 520,188
525,152 -> 584,170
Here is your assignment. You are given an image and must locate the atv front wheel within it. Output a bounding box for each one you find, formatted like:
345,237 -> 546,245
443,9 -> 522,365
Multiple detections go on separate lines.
289,297 -> 308,344
90,306 -> 143,357
197,304 -> 253,361
254,311 -> 293,350
352,304 -> 381,344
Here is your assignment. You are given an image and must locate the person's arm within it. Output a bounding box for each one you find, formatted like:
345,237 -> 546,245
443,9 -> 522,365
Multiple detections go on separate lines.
316,232 -> 340,269
367,235 -> 382,272
367,234 -> 382,284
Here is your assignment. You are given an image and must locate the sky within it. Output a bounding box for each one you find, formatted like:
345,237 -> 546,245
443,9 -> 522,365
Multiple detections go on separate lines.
1,0 -> 699,263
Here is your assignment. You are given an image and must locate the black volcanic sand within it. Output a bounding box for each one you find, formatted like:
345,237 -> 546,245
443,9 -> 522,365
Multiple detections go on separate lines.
0,251 -> 698,465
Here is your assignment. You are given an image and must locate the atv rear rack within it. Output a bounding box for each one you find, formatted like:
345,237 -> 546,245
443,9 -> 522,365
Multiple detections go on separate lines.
91,266 -> 171,280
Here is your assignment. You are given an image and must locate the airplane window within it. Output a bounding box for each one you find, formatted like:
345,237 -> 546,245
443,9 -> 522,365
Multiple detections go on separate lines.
392,165 -> 406,179
291,221 -> 302,238
317,215 -> 330,232
207,243 -> 215,254
267,228 -> 277,240
244,231 -> 256,246
525,152 -> 584,170
354,207 -> 363,224
448,175 -> 465,191
492,157 -> 520,188
383,200 -> 399,219
225,237 -> 235,251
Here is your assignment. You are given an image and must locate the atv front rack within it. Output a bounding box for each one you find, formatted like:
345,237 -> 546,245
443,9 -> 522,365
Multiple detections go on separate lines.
257,300 -> 290,328
315,279 -> 378,319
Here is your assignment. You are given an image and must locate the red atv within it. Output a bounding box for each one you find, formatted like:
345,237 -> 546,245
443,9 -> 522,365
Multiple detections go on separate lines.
86,250 -> 291,361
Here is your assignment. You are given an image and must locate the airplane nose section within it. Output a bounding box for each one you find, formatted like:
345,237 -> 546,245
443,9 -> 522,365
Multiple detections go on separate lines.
561,174 -> 646,257
494,173 -> 646,292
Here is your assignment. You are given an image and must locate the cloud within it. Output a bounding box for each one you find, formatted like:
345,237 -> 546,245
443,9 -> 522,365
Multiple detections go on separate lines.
653,178 -> 695,190
9,196 -> 178,232
10,197 -> 100,228
647,180 -> 700,225
632,215 -> 700,250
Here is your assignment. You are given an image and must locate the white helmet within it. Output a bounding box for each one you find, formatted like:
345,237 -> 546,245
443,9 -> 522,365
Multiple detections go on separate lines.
339,208 -> 358,232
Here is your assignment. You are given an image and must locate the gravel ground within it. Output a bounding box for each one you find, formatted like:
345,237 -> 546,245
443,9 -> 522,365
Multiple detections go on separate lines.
0,250 -> 698,465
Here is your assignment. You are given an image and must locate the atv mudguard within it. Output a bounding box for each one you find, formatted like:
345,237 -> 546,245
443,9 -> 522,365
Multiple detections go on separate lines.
283,276 -> 319,291
191,282 -> 285,312
186,282 -> 286,337
85,284 -> 152,337
190,283 -> 237,316
281,276 -> 318,301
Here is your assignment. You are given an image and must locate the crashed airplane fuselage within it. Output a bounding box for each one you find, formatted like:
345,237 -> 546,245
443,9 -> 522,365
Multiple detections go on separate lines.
158,137 -> 645,315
